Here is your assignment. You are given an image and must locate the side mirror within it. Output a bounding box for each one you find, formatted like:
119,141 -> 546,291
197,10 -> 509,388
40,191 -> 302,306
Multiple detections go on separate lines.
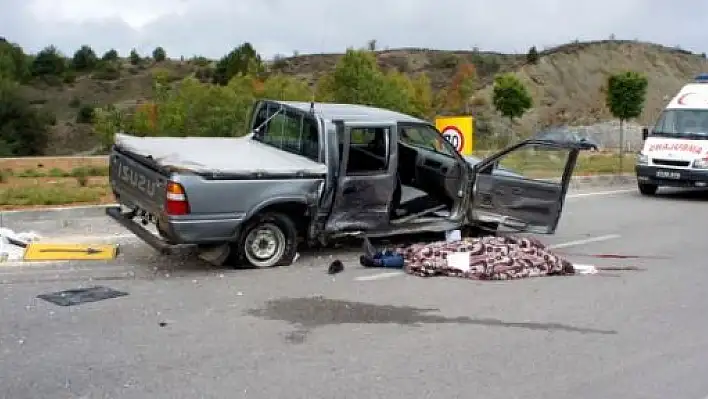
641,127 -> 649,141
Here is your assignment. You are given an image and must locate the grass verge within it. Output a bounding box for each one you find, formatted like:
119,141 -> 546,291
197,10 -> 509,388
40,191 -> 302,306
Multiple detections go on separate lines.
0,152 -> 636,209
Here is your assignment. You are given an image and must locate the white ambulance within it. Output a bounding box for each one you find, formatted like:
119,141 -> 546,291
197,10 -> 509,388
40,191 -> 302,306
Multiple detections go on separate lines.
636,74 -> 708,195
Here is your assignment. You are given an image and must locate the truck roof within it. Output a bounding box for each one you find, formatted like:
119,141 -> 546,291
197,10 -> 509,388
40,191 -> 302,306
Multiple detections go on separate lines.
666,82 -> 708,110
271,100 -> 430,125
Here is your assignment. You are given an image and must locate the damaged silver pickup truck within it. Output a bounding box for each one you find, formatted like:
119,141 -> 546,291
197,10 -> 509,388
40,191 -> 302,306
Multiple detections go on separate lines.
106,100 -> 580,268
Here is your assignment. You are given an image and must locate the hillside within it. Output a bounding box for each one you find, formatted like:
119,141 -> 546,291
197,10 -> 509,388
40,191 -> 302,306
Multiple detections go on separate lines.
14,40 -> 708,155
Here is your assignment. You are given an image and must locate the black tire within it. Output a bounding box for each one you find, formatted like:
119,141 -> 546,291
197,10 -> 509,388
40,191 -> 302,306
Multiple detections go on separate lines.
638,183 -> 658,196
235,212 -> 298,268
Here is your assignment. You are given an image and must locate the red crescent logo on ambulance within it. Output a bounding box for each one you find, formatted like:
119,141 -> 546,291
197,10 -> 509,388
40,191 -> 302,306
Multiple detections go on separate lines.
676,92 -> 708,105
677,93 -> 694,105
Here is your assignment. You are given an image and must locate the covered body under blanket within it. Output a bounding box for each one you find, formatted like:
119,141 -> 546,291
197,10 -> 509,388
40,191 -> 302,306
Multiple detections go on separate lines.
397,235 -> 575,280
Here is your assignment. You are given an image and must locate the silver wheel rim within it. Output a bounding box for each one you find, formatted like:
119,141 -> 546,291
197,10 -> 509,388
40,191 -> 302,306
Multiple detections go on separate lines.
244,223 -> 286,268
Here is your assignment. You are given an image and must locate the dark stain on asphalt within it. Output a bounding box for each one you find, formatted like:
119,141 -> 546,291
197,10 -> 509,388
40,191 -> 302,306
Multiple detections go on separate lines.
245,296 -> 617,344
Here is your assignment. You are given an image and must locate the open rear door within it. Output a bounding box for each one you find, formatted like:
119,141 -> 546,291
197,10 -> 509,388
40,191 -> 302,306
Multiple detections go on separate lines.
468,140 -> 579,234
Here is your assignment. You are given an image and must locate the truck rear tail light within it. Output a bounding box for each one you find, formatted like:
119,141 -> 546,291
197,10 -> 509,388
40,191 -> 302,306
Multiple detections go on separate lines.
165,181 -> 190,215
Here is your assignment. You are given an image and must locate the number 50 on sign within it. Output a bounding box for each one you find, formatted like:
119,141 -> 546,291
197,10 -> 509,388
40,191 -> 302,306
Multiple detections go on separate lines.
434,116 -> 474,156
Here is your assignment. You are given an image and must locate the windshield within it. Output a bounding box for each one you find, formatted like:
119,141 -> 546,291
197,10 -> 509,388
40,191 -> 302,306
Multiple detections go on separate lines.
652,109 -> 708,138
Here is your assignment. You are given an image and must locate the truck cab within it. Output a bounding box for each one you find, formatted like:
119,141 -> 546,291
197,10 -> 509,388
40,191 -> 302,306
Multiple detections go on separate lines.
636,74 -> 708,195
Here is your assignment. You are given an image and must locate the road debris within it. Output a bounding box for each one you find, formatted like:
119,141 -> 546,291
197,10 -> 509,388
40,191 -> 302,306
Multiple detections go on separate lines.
37,286 -> 129,307
327,259 -> 344,274
0,227 -> 41,262
1,227 -> 118,262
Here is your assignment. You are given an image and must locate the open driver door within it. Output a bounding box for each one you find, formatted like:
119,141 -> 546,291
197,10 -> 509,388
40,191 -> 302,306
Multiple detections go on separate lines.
468,140 -> 580,234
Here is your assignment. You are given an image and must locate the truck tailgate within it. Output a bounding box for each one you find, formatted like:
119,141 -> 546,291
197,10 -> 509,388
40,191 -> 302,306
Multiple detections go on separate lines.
109,150 -> 168,216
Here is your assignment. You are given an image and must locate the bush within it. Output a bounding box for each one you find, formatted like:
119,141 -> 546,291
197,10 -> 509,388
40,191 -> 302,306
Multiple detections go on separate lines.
0,81 -> 51,156
129,49 -> 141,65
272,54 -> 288,70
433,53 -> 459,69
92,63 -> 121,80
63,70 -> 77,84
31,45 -> 65,77
189,56 -> 211,67
526,46 -> 539,64
76,105 -> 95,123
212,42 -> 264,85
0,40 -> 30,82
194,66 -> 213,83
72,45 -> 98,71
153,47 -> 166,62
102,49 -> 119,62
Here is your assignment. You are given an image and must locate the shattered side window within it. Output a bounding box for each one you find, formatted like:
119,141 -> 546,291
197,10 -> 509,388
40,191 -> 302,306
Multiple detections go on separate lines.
494,143 -> 571,183
254,103 -> 320,162
399,125 -> 457,157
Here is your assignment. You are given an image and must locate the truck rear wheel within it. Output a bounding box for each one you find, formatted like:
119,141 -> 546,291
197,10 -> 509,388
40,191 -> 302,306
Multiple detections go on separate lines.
236,212 -> 298,268
638,183 -> 658,196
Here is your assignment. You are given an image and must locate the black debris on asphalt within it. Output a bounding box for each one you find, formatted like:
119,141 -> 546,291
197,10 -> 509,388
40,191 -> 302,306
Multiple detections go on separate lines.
327,259 -> 344,274
37,286 -> 128,307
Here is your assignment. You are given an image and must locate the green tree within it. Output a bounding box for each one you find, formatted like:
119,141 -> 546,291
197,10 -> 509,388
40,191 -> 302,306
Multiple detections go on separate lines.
152,46 -> 166,62
72,45 -> 98,71
102,49 -> 119,61
318,48 -> 384,106
0,39 -> 29,82
31,45 -> 65,77
526,46 -> 539,64
605,70 -> 648,172
492,73 -> 533,142
256,73 -> 312,101
76,105 -> 95,123
129,49 -> 141,65
410,73 -> 434,119
212,42 -> 264,85
315,48 -> 432,118
0,79 -> 51,156
92,104 -> 126,150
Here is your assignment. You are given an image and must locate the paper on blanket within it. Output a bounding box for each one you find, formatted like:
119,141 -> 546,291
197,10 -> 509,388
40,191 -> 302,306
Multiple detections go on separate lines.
447,251 -> 470,272
572,264 -> 598,275
445,229 -> 461,242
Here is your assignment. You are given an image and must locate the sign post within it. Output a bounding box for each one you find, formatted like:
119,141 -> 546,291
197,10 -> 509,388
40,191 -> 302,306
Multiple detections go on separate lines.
435,116 -> 474,156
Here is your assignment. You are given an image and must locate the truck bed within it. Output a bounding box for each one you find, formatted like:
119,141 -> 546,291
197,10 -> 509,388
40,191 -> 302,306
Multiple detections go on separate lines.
115,133 -> 328,176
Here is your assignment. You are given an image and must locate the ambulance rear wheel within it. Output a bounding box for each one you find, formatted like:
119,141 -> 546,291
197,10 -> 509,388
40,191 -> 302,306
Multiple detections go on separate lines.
638,183 -> 658,196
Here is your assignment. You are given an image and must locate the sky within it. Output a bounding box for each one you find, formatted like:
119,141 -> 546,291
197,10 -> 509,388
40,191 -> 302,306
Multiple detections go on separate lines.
2,0 -> 707,60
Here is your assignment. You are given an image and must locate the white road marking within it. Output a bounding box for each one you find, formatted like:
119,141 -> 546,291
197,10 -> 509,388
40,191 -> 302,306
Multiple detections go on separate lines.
354,271 -> 404,281
567,189 -> 635,198
547,234 -> 621,249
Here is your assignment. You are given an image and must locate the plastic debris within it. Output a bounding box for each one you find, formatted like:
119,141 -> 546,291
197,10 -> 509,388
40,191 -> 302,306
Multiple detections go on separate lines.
0,227 -> 41,262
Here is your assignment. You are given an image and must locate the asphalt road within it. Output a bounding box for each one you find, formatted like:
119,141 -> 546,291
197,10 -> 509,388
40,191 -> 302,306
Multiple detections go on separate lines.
2,186 -> 708,399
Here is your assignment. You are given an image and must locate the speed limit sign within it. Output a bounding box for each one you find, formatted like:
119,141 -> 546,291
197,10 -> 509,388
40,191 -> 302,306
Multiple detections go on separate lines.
441,125 -> 464,153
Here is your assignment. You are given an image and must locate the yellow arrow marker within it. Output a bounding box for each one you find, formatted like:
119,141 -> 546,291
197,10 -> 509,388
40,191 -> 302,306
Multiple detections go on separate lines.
23,243 -> 119,261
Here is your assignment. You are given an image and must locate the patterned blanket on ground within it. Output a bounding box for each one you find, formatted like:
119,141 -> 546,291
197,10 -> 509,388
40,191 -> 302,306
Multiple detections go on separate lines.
399,235 -> 575,280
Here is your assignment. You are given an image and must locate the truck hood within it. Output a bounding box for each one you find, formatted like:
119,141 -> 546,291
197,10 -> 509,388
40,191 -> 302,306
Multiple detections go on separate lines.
114,133 -> 328,176
642,137 -> 708,161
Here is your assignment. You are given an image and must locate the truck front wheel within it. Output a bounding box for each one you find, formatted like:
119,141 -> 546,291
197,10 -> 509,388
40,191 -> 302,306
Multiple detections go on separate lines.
638,183 -> 658,196
236,212 -> 298,268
